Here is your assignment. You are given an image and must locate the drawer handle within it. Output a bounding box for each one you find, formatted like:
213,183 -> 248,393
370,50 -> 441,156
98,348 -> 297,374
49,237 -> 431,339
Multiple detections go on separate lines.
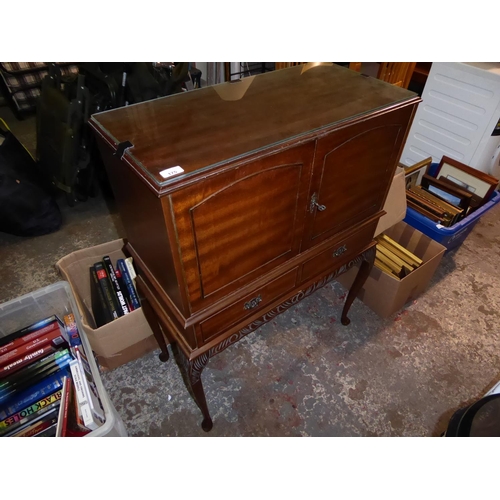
333,245 -> 347,257
244,294 -> 262,310
310,193 -> 326,212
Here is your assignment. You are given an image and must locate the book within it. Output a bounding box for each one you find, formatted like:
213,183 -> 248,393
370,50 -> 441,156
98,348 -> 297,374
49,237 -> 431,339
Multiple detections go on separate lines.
12,407 -> 59,437
103,255 -> 130,316
74,345 -> 105,423
66,377 -> 91,436
0,343 -> 66,379
0,349 -> 71,403
0,389 -> 62,433
0,316 -> 64,355
124,257 -> 137,283
63,314 -> 82,349
89,265 -> 113,327
117,258 -> 141,310
94,262 -> 120,320
69,358 -> 100,431
115,266 -> 133,311
0,325 -> 68,367
0,396 -> 60,437
55,376 -> 71,437
0,369 -> 69,421
34,422 -> 57,437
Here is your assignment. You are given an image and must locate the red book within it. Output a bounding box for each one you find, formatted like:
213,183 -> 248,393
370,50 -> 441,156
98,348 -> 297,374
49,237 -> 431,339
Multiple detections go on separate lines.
0,327 -> 67,367
0,344 -> 59,379
0,320 -> 62,357
56,376 -> 72,437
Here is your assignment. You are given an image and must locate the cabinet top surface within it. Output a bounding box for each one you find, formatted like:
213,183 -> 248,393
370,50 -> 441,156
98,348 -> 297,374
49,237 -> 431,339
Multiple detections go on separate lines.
89,63 -> 418,188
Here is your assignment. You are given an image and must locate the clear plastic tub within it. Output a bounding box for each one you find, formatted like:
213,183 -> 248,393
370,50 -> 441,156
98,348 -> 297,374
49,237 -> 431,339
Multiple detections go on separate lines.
0,281 -> 127,437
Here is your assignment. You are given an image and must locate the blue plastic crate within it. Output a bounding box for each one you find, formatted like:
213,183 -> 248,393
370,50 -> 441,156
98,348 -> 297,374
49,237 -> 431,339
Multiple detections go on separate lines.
403,163 -> 500,252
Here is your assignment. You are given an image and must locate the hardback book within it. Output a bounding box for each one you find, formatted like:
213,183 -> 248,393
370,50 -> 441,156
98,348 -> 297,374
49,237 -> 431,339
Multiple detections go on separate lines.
0,390 -> 61,436
117,258 -> 141,310
3,404 -> 60,437
0,343 -> 67,379
103,256 -> 130,316
0,315 -> 63,353
33,421 -> 57,437
55,376 -> 72,437
94,262 -> 120,320
124,257 -> 137,283
0,369 -> 69,421
12,407 -> 59,437
0,316 -> 66,355
89,265 -> 113,327
0,349 -> 71,404
115,266 -> 133,311
0,325 -> 68,367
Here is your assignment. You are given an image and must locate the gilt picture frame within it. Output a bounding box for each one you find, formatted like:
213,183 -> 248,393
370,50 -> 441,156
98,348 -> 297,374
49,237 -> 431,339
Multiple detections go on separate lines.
435,156 -> 499,204
403,157 -> 433,190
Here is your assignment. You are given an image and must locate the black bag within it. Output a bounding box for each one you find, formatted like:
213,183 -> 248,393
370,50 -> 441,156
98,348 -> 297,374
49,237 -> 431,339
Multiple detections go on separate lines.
0,119 -> 62,237
445,393 -> 500,436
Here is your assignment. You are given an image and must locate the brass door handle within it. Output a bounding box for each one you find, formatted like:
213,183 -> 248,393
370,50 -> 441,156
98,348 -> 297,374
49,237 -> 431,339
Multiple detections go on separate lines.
244,294 -> 262,310
333,245 -> 347,257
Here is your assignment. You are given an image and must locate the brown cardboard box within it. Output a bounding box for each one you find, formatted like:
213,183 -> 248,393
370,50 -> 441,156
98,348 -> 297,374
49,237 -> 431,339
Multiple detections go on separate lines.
56,239 -> 157,369
375,166 -> 406,236
337,221 -> 446,318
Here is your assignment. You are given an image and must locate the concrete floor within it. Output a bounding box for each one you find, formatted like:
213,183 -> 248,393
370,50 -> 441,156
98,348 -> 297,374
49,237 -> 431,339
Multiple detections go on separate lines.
1,103 -> 500,437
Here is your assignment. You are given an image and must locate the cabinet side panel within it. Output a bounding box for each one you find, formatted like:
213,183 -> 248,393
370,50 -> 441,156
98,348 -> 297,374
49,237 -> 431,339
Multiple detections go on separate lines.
95,138 -> 185,314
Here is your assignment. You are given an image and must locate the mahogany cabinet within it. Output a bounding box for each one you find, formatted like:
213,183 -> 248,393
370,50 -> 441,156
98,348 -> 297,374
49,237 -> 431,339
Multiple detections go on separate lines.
89,63 -> 420,431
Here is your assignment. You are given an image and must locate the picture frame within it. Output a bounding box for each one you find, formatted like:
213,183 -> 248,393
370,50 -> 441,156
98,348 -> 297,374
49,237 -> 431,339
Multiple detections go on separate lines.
435,156 -> 499,205
406,188 -> 455,225
420,174 -> 473,212
403,157 -> 433,190
436,175 -> 483,211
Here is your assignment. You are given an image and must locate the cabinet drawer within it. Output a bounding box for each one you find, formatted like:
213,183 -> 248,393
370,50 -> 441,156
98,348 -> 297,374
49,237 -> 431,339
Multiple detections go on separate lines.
301,221 -> 377,283
200,268 -> 298,343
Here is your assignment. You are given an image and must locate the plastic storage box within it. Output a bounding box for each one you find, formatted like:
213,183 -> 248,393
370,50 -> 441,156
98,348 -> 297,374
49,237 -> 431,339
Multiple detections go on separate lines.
403,163 -> 500,252
0,282 -> 128,437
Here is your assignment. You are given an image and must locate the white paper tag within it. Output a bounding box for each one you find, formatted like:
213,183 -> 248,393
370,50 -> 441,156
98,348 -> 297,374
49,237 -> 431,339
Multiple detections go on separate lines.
160,166 -> 184,179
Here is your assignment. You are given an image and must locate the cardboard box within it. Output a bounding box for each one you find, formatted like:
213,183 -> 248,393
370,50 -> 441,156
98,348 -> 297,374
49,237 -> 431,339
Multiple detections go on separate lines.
375,166 -> 406,236
337,221 -> 446,318
56,239 -> 157,370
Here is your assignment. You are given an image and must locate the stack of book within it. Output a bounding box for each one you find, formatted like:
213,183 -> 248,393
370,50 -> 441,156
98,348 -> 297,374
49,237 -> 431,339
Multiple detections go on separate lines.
374,234 -> 423,280
90,255 -> 140,328
0,313 -> 105,437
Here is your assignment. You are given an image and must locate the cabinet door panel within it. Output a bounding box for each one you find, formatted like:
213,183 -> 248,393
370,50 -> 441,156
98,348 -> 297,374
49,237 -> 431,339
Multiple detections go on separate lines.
171,143 -> 314,311
304,106 -> 414,249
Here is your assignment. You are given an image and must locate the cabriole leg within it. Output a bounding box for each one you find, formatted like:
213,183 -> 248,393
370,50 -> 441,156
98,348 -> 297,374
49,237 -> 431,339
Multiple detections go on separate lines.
172,344 -> 213,432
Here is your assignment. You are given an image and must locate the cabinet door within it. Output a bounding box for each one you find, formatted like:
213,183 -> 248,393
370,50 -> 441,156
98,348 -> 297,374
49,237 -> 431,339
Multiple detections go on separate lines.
170,142 -> 315,312
303,105 -> 415,249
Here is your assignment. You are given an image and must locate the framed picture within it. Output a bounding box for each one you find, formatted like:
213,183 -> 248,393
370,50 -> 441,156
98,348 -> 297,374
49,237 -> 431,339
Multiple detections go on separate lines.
435,156 -> 499,205
437,175 -> 483,211
403,157 -> 432,190
420,174 -> 472,213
